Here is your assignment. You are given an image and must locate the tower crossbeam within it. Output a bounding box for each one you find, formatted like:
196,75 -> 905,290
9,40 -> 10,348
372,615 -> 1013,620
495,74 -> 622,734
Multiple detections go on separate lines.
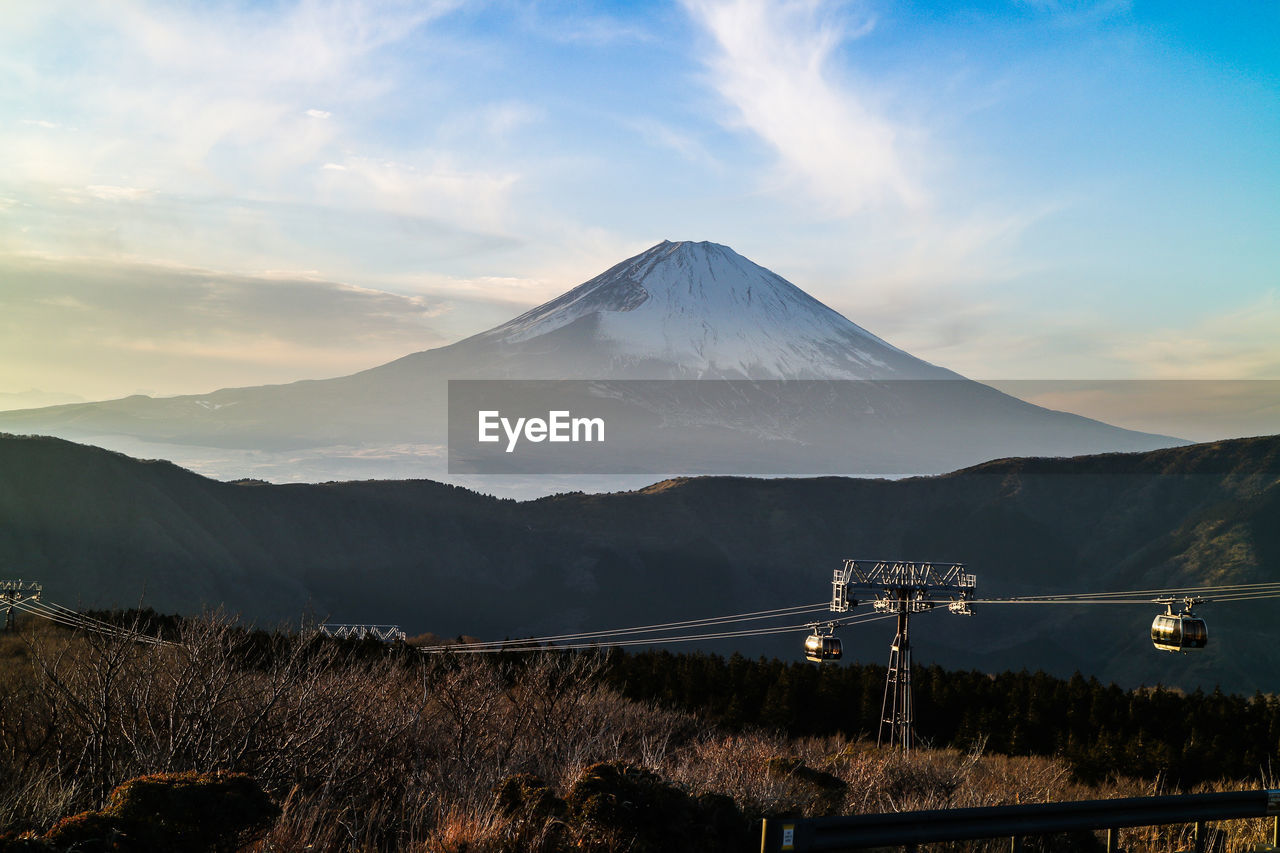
317,623 -> 407,643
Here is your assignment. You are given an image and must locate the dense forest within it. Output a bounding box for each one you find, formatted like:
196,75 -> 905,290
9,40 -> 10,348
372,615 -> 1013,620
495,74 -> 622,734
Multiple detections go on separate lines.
602,651 -> 1280,788
59,609 -> 1280,787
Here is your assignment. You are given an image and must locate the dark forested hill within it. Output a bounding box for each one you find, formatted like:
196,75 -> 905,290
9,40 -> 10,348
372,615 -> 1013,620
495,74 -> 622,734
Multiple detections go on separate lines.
602,649 -> 1280,787
1,433 -> 1278,693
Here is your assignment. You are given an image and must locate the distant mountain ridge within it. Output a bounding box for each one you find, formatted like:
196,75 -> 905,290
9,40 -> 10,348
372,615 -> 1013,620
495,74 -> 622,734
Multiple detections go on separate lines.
0,241 -> 1180,484
2,431 -> 1277,694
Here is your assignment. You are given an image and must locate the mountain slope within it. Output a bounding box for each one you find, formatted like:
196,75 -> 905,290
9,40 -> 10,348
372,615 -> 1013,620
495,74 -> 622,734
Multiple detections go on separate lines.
2,432 -> 1278,693
0,241 -> 1179,482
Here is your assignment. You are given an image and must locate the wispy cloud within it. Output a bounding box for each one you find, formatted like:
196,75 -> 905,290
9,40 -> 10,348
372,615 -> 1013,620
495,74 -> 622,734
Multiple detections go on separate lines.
1015,0 -> 1133,26
316,154 -> 518,229
511,3 -> 657,45
81,185 -> 153,202
0,0 -> 523,273
1,0 -> 1272,405
106,0 -> 459,85
683,0 -> 920,215
1109,292 -> 1280,379
435,102 -> 544,145
877,290 -> 1280,383
4,0 -> 452,189
627,117 -> 719,166
0,255 -> 455,399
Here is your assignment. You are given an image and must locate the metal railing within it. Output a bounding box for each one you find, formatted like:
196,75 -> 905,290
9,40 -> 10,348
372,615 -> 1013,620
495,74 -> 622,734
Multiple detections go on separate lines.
760,789 -> 1280,852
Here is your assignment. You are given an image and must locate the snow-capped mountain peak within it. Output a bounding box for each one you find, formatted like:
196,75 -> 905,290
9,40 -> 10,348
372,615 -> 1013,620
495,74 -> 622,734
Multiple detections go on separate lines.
467,240 -> 949,379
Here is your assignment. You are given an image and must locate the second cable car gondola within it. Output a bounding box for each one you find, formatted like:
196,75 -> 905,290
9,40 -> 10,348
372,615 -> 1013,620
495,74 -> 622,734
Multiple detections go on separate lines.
804,625 -> 842,662
1150,600 -> 1208,653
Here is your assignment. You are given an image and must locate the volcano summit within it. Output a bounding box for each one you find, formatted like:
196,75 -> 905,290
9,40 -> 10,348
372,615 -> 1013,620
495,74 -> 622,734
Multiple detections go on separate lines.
439,240 -> 952,380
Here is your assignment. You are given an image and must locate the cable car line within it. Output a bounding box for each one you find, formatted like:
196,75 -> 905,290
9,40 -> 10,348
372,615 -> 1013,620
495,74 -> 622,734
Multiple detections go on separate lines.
421,612 -> 885,655
11,597 -> 174,646
416,579 -> 1277,657
42,599 -> 167,638
969,591 -> 1280,606
413,600 -> 832,653
16,599 -> 139,638
425,611 -> 899,655
970,581 -> 1280,605
5,576 -> 1275,662
15,599 -> 112,633
1198,590 -> 1280,602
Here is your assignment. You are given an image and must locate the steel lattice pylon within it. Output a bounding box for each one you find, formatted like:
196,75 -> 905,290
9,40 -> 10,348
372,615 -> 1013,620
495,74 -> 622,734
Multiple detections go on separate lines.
830,560 -> 976,755
882,593 -> 914,753
1,580 -> 42,632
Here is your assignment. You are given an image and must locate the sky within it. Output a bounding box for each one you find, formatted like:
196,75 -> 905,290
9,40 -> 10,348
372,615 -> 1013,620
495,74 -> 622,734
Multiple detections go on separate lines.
1,0 -> 1278,405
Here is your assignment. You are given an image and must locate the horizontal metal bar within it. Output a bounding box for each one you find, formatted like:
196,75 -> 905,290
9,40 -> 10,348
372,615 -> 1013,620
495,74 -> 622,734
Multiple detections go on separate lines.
763,790 -> 1279,851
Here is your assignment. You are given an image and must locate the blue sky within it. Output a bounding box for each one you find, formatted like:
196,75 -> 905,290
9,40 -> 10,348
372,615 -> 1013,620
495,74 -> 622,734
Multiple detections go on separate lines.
1,0 -> 1277,402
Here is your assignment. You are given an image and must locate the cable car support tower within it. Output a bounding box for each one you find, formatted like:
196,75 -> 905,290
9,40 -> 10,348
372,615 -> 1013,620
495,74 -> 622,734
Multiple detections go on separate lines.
830,560 -> 976,756
2,580 -> 42,632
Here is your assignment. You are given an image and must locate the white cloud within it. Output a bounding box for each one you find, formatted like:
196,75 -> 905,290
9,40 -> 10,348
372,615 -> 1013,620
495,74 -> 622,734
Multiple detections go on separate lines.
683,0 -> 921,215
1109,292 -> 1280,379
0,0 -> 527,275
8,0 -> 441,189
317,154 -> 517,230
83,185 -> 153,202
627,117 -> 719,165
512,4 -> 656,45
106,0 -> 459,86
0,0 -> 463,201
1015,0 -> 1133,24
0,255 -> 454,399
479,102 -> 541,138
873,290 -> 1280,383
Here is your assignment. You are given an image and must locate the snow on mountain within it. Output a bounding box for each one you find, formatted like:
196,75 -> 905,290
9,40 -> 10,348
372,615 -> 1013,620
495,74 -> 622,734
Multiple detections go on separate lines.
457,240 -> 951,380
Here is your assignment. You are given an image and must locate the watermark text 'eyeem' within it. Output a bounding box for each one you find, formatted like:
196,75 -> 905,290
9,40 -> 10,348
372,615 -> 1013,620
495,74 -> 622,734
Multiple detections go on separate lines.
478,410 -> 604,453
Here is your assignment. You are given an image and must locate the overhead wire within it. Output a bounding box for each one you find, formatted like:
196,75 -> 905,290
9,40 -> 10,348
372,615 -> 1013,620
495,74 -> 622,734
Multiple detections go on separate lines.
424,610 -> 898,655
7,577 -> 1278,657
11,599 -> 85,631
969,580 -> 1280,606
16,599 -> 151,642
413,600 -> 832,653
41,599 -> 171,639
417,578 -> 1280,655
10,597 -> 175,646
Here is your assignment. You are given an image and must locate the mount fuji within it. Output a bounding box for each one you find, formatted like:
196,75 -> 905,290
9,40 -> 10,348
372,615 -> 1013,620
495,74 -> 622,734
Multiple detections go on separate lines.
416,239 -> 951,381
0,241 -> 1180,484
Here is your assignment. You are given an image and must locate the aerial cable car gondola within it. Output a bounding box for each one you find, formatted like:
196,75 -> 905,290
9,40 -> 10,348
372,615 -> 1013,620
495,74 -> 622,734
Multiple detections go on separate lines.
1150,597 -> 1208,653
804,622 -> 843,662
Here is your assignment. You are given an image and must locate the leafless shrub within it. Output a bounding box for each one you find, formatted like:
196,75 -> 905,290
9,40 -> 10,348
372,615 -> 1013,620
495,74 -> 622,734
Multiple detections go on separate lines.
4,623 -> 1277,852
667,732 -> 826,818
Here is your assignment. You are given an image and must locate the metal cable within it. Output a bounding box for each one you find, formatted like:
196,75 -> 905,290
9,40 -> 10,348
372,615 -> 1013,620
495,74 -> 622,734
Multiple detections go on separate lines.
413,600 -> 831,653
422,611 -> 896,655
